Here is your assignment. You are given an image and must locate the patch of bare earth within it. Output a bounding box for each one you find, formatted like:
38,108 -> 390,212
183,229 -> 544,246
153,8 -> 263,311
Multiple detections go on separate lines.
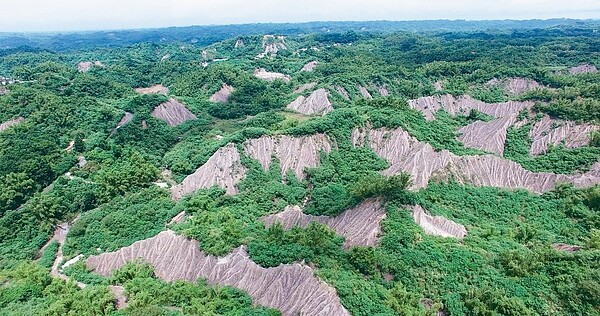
301,61 -> 319,72
171,144 -> 246,199
77,61 -> 104,72
151,98 -> 197,126
135,84 -> 169,95
254,68 -> 291,83
335,86 -> 350,100
260,35 -> 287,58
408,94 -> 532,121
86,230 -> 350,316
409,205 -> 467,239
243,134 -> 333,180
552,243 -> 582,253
569,64 -> 598,74
353,127 -> 600,193
209,83 -> 235,103
0,117 -> 24,132
486,77 -> 541,95
293,82 -> 317,94
261,198 -> 385,248
458,114 -> 518,155
529,115 -> 600,155
357,85 -> 372,99
287,88 -> 333,115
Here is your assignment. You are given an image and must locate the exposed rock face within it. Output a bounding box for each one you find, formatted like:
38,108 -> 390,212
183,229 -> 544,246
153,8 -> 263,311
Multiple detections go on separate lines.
77,61 -> 104,72
409,205 -> 467,239
436,155 -> 570,193
171,144 -> 246,199
408,94 -> 532,121
109,286 -> 128,310
374,84 -> 389,96
234,39 -> 244,48
262,35 -> 287,57
529,115 -> 599,155
110,112 -> 134,136
243,134 -> 333,180
569,64 -> 598,75
0,117 -> 24,132
86,230 -> 349,316
552,243 -> 582,253
458,114 -> 518,155
254,68 -> 291,83
301,61 -> 319,72
135,84 -> 169,95
287,88 -> 333,115
293,82 -> 317,94
335,86 -> 350,100
358,85 -> 372,99
433,81 -> 444,91
209,84 -> 235,103
151,98 -> 197,126
261,199 -> 385,248
353,127 -> 600,193
486,78 -> 541,95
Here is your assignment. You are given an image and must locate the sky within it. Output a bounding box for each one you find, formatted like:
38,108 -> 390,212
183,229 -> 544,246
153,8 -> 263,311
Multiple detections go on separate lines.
2,0 -> 600,33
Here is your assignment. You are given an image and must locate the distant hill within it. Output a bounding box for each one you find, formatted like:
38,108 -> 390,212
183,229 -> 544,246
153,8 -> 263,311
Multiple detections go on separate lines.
1,19 -> 598,52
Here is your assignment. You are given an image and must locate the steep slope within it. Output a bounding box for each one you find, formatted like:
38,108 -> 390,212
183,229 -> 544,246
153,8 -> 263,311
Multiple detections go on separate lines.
0,117 -> 24,132
569,64 -> 598,74
287,88 -> 333,115
171,144 -> 246,199
151,98 -> 197,126
135,84 -> 169,95
301,61 -> 319,72
209,83 -> 235,103
458,114 -> 518,155
243,134 -> 333,180
254,68 -> 291,82
261,199 -> 385,248
86,230 -> 350,316
409,205 -> 467,239
529,115 -> 599,155
354,127 -> 600,193
408,94 -> 532,120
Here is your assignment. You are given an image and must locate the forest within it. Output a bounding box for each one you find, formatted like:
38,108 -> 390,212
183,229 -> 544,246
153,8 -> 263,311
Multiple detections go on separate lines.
0,20 -> 599,316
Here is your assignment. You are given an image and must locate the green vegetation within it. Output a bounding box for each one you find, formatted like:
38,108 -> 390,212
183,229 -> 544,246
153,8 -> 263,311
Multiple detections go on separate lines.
1,21 -> 599,315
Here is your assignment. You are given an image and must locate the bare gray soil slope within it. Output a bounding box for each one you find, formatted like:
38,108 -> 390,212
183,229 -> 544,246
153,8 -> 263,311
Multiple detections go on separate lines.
135,84 -> 169,95
570,64 -> 598,74
529,115 -> 599,155
486,77 -> 541,95
287,88 -> 333,115
151,98 -> 197,126
409,205 -> 467,239
87,230 -> 350,316
335,86 -> 350,100
354,127 -> 600,193
171,144 -> 246,199
358,85 -> 372,99
301,61 -> 319,72
261,199 -> 385,247
458,114 -> 518,155
261,35 -> 287,57
408,94 -> 532,121
0,117 -> 24,132
293,82 -> 317,94
77,61 -> 104,72
254,68 -> 291,83
243,134 -> 333,180
209,84 -> 235,103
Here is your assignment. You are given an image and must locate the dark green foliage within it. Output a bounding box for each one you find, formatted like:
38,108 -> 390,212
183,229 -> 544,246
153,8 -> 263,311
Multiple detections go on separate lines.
63,187 -> 176,256
38,241 -> 59,270
248,223 -> 344,268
